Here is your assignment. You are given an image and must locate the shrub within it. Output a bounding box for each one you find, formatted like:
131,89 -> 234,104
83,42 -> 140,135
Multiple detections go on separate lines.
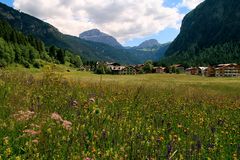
33,59 -> 44,68
22,60 -> 30,68
176,69 -> 180,74
0,59 -> 7,68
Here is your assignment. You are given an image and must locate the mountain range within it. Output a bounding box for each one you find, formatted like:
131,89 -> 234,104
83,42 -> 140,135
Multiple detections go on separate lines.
0,2 -> 170,64
1,0 -> 239,66
79,29 -> 170,62
0,3 -> 135,64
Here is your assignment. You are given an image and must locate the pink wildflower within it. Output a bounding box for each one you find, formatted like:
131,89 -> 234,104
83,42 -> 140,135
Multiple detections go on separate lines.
51,112 -> 73,131
23,129 -> 41,136
13,110 -> 35,121
62,120 -> 72,131
51,112 -> 63,122
32,139 -> 39,144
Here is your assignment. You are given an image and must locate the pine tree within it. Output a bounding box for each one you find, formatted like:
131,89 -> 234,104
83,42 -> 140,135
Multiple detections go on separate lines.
56,49 -> 65,64
49,46 -> 57,58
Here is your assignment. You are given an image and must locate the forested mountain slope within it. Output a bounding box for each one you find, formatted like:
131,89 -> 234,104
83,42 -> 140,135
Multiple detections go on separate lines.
163,0 -> 240,65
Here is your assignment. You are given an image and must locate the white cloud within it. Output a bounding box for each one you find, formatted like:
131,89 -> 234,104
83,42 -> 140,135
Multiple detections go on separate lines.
13,0 -> 185,42
180,0 -> 204,9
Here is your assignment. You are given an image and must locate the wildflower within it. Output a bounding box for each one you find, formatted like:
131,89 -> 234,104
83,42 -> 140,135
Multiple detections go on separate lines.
51,112 -> 73,130
4,147 -> 11,157
199,117 -> 204,123
233,153 -> 238,160
30,124 -> 40,128
93,134 -> 98,140
47,128 -> 52,134
92,147 -> 96,153
173,134 -> 178,140
13,110 -> 35,121
3,137 -> 9,145
89,97 -> 95,103
25,141 -> 31,147
160,136 -> 164,141
23,129 -> 41,136
32,139 -> 39,144
51,112 -> 63,122
71,100 -> 78,107
85,158 -> 91,160
16,156 -> 21,160
62,120 -> 72,131
179,154 -> 184,160
177,124 -> 183,128
166,143 -> 172,159
183,128 -> 189,135
157,136 -> 164,143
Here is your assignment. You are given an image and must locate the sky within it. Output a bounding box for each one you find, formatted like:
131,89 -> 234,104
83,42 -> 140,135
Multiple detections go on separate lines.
0,0 -> 204,46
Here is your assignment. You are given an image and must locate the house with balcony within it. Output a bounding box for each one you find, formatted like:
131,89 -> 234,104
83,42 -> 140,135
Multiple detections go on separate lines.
215,64 -> 240,77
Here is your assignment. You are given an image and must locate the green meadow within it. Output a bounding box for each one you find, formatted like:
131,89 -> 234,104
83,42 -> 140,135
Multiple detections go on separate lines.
0,66 -> 239,159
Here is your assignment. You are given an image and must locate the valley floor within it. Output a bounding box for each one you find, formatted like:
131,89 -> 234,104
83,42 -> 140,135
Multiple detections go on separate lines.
0,66 -> 239,159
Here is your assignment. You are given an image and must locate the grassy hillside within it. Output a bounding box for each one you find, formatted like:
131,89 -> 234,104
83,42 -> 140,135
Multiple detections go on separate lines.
0,68 -> 239,159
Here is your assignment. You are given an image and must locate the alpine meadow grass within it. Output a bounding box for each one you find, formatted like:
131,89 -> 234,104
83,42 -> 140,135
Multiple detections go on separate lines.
0,67 -> 239,159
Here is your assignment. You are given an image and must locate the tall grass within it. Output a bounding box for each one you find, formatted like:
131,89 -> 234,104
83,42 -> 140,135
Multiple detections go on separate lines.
0,69 -> 239,159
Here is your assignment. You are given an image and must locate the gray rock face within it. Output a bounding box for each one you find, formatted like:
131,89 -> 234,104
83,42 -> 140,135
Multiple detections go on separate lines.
79,29 -> 122,48
137,39 -> 160,49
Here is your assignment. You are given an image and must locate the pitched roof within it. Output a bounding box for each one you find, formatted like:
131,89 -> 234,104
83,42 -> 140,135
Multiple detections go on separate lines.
109,66 -> 125,71
198,67 -> 208,70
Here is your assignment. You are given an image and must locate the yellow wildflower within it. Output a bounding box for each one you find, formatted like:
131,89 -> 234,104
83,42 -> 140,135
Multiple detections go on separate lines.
16,156 -> 21,160
3,137 -> 9,145
5,147 -> 11,157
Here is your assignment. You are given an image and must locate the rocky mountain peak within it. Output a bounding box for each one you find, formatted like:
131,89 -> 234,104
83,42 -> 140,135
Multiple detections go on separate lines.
79,29 -> 122,48
137,39 -> 160,49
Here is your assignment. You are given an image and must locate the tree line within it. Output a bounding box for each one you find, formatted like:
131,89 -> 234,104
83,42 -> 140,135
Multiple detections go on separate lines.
160,41 -> 240,67
0,20 -> 83,68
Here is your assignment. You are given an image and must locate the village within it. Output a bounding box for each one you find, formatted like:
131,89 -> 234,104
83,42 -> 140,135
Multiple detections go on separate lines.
94,62 -> 240,77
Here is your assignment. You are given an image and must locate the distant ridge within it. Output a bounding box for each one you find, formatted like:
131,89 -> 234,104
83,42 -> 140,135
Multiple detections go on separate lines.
137,39 -> 160,49
79,29 -> 123,48
127,41 -> 171,63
